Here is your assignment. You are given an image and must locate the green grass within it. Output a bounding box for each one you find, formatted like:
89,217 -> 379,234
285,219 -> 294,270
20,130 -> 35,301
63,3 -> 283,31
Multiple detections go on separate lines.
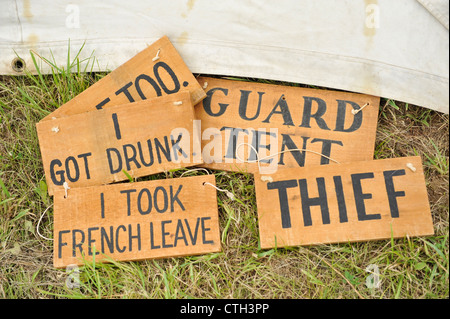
0,49 -> 448,299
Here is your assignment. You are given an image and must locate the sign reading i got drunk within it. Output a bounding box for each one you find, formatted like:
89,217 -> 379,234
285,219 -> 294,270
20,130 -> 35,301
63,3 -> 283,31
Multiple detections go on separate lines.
254,156 -> 434,249
53,175 -> 221,268
37,92 -> 199,196
41,35 -> 206,121
195,77 -> 380,173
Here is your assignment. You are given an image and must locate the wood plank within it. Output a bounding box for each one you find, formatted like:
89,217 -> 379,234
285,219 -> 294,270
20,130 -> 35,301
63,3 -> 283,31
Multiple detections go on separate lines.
53,175 -> 221,268
194,77 -> 380,174
37,91 -> 201,196
42,35 -> 206,121
254,156 -> 434,249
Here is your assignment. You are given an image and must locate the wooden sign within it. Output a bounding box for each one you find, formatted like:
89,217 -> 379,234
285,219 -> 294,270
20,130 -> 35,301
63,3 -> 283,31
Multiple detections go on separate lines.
42,35 -> 206,121
53,175 -> 221,268
254,156 -> 434,249
37,91 -> 201,196
195,77 -> 380,174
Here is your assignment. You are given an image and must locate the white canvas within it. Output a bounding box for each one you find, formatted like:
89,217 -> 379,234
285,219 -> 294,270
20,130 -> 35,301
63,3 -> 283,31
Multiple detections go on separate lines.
1,0 -> 448,113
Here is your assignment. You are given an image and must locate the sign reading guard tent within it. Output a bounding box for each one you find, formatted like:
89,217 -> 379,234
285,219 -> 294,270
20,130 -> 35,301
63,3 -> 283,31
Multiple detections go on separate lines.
195,77 -> 380,173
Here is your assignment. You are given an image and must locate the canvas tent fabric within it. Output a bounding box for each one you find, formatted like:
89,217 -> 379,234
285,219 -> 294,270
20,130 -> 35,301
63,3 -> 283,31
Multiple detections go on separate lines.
1,0 -> 448,114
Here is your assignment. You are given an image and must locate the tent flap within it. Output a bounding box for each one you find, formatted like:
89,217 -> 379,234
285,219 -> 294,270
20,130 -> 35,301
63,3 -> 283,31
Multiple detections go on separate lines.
1,0 -> 448,113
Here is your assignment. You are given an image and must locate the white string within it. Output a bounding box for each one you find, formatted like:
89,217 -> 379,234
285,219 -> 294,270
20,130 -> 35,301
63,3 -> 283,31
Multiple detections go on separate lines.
260,175 -> 274,182
203,182 -> 235,201
235,142 -> 340,173
351,102 -> 369,115
180,168 -> 211,178
63,182 -> 70,198
37,203 -> 54,241
173,101 -> 183,106
406,163 -> 416,172
180,169 -> 235,200
152,49 -> 161,62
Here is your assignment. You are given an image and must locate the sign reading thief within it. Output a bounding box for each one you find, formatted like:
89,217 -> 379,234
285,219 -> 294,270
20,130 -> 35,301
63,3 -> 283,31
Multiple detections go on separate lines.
37,92 -> 199,196
53,175 -> 221,268
42,36 -> 206,121
254,156 -> 434,248
195,77 -> 380,173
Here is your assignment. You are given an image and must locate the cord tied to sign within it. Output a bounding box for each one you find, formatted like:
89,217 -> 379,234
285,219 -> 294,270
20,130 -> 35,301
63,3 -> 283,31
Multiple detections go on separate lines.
37,203 -> 54,241
180,168 -> 211,178
152,49 -> 161,62
63,182 -> 70,198
235,142 -> 340,180
37,182 -> 70,241
180,168 -> 235,201
406,163 -> 416,172
352,102 -> 369,115
260,176 -> 274,183
203,182 -> 235,201
180,168 -> 235,200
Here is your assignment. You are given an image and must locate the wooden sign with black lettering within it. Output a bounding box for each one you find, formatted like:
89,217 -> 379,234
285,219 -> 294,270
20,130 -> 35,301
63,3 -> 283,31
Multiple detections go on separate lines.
42,36 -> 206,121
53,175 -> 221,268
195,77 -> 380,174
254,156 -> 434,249
37,91 -> 201,196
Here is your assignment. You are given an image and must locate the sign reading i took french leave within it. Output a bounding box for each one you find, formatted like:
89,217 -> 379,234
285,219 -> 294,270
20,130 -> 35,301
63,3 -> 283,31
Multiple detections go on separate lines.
37,91 -> 201,196
53,175 -> 221,268
41,35 -> 206,121
195,77 -> 380,174
254,156 -> 434,249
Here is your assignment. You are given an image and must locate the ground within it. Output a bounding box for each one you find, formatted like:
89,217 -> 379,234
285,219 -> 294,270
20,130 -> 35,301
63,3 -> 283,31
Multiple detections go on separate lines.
0,52 -> 448,299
